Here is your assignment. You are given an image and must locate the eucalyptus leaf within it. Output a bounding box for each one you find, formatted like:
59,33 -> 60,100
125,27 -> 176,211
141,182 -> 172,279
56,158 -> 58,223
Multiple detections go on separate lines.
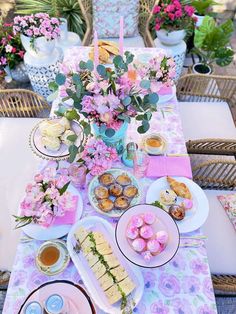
123,96 -> 131,106
97,65 -> 107,78
105,128 -> 115,137
55,73 -> 66,86
65,109 -> 80,120
79,61 -> 87,69
86,60 -> 94,71
55,104 -> 67,116
137,125 -> 146,134
72,73 -> 81,85
67,134 -> 78,142
148,93 -> 159,104
140,80 -> 151,89
48,81 -> 58,91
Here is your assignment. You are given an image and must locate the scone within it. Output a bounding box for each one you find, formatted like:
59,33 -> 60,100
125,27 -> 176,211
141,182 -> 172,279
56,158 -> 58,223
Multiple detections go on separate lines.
114,196 -> 130,210
99,173 -> 115,186
116,174 -> 132,186
98,199 -> 114,212
94,186 -> 109,200
123,185 -> 138,198
160,189 -> 177,205
109,184 -> 123,197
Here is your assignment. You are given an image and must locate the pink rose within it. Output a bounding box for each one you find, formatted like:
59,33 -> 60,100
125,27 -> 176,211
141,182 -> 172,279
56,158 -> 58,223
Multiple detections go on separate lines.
56,175 -> 70,189
153,5 -> 161,14
5,44 -> 13,53
37,207 -> 54,228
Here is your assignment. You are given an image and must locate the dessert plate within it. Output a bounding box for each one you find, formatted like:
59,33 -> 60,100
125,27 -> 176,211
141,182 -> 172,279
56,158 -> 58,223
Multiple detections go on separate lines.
29,118 -> 84,161
88,168 -> 141,218
21,184 -> 83,240
67,216 -> 144,314
146,176 -> 209,233
115,204 -> 179,268
18,280 -> 96,314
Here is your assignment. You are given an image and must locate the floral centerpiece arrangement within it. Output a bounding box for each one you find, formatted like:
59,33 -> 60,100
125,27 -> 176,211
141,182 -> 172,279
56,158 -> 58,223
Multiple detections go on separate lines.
52,52 -> 161,155
0,23 -> 25,72
153,0 -> 195,45
14,161 -> 80,228
133,53 -> 176,93
13,13 -> 60,54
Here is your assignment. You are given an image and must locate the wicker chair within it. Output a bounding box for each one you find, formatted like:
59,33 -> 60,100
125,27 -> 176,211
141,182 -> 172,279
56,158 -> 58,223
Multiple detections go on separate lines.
0,89 -> 50,117
186,139 -> 236,157
78,0 -> 158,47
192,160 -> 236,292
176,74 -> 236,123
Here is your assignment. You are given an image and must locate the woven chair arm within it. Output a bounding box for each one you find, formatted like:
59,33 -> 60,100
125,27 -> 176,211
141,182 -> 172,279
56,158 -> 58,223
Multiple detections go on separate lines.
187,139 -> 236,156
212,275 -> 236,293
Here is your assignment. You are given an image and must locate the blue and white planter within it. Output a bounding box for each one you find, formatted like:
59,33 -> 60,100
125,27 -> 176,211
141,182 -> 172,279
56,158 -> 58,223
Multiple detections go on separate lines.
93,122 -> 128,154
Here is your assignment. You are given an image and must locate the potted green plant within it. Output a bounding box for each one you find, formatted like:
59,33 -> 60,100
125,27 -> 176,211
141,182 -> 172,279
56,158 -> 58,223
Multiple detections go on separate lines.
191,0 -> 219,27
192,16 -> 234,74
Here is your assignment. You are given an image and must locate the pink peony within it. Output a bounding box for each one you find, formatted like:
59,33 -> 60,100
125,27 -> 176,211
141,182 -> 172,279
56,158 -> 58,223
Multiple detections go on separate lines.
5,44 -> 13,53
153,5 -> 161,14
184,5 -> 195,17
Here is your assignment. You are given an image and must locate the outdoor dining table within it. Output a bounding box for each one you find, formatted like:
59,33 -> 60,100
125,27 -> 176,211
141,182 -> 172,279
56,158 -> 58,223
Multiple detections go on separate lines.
2,47 -> 217,314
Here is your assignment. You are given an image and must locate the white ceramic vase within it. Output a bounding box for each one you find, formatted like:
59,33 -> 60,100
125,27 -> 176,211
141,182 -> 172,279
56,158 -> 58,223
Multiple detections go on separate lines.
20,34 -> 56,57
156,29 -> 186,46
193,14 -> 205,28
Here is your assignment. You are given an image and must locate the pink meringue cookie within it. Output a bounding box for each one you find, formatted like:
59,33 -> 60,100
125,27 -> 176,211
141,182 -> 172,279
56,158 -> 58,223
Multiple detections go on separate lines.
126,225 -> 139,240
132,238 -> 146,252
140,225 -> 154,239
147,239 -> 161,254
143,212 -> 156,225
156,230 -> 168,245
181,199 -> 193,210
141,250 -> 153,262
130,215 -> 144,228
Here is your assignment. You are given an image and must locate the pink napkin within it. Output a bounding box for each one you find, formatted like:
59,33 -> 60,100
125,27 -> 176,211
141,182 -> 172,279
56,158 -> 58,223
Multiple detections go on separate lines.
158,86 -> 172,95
53,195 -> 78,226
146,156 -> 192,179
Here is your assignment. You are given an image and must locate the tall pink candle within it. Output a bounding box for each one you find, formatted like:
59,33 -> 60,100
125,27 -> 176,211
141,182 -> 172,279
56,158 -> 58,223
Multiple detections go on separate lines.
93,30 -> 99,68
119,16 -> 124,56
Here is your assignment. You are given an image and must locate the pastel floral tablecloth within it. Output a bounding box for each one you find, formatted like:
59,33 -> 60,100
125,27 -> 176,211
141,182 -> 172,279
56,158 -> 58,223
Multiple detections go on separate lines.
3,47 -> 217,314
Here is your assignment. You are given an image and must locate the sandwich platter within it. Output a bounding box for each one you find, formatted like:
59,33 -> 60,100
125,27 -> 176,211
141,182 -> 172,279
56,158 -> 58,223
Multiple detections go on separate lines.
67,216 -> 144,314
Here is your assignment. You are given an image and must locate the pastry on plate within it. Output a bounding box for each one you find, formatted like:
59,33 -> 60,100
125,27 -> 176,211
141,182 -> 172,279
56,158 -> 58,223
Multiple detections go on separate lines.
160,189 -> 177,205
114,196 -> 130,210
123,185 -> 138,198
94,186 -> 109,200
109,183 -> 123,197
98,199 -> 114,212
167,176 -> 192,199
99,173 -> 115,186
169,204 -> 185,221
116,174 -> 132,186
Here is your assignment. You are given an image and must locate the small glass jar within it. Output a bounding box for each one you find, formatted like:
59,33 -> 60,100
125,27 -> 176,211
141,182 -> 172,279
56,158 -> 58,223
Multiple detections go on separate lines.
68,163 -> 87,189
44,294 -> 68,314
133,149 -> 150,178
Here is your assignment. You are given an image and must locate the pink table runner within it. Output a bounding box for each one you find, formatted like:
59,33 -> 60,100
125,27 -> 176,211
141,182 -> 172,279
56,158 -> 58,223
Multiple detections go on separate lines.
3,48 -> 217,314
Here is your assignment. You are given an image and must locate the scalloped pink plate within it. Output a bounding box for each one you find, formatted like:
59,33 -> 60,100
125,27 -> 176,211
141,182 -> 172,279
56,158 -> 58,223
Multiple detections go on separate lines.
115,204 -> 180,268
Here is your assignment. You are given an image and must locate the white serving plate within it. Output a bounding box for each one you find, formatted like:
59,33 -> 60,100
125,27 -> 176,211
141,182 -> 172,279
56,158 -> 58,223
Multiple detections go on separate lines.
146,176 -> 209,233
67,216 -> 144,314
21,184 -> 83,240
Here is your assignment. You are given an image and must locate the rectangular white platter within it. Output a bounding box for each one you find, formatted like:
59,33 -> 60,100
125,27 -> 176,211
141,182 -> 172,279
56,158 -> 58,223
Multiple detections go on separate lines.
67,216 -> 144,314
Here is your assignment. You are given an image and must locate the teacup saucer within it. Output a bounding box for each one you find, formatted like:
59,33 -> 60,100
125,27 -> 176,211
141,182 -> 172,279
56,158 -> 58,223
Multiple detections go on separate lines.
142,133 -> 168,155
36,240 -> 70,276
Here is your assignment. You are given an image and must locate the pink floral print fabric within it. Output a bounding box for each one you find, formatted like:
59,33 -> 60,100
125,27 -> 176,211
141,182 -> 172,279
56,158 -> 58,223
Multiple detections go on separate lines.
93,0 -> 139,38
